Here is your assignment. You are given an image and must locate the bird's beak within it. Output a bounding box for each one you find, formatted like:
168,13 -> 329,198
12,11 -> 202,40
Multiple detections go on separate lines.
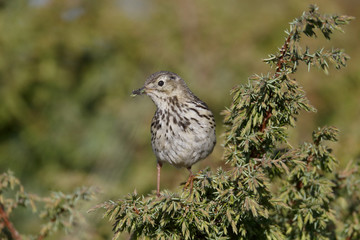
131,87 -> 145,97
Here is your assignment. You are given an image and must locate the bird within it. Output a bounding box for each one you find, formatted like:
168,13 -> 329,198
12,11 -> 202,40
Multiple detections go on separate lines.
132,71 -> 216,197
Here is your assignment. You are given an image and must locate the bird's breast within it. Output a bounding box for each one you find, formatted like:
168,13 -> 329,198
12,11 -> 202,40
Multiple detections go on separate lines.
150,100 -> 216,168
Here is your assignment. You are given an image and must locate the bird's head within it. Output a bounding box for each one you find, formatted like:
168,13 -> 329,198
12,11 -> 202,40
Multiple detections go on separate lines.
132,71 -> 191,106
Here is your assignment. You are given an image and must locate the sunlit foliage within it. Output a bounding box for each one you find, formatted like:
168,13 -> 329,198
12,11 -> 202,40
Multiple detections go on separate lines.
99,6 -> 359,240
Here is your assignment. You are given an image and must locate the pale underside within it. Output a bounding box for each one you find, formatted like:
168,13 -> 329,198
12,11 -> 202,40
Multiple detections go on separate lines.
150,96 -> 216,168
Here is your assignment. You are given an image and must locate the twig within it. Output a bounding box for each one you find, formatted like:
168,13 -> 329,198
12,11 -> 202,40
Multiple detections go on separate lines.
259,34 -> 292,133
254,34 -> 293,159
260,111 -> 272,133
133,204 -> 140,215
275,34 -> 292,76
0,204 -> 21,240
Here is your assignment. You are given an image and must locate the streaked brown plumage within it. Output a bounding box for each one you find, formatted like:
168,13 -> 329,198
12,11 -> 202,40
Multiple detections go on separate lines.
132,71 -> 216,196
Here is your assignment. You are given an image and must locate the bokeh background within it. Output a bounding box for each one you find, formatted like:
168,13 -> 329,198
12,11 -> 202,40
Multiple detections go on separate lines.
0,0 -> 359,239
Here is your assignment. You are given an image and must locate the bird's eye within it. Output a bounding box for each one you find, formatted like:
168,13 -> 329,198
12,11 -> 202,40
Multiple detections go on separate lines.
158,80 -> 164,86
170,76 -> 176,80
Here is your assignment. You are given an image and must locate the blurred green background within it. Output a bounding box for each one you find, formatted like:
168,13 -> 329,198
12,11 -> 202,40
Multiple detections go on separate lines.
0,0 -> 359,239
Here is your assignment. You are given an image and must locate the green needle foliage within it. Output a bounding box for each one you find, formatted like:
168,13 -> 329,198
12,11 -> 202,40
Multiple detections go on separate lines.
99,5 -> 358,240
0,170 -> 95,240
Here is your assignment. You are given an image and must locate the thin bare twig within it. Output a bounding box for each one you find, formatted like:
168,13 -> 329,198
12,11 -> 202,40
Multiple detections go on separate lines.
0,204 -> 21,240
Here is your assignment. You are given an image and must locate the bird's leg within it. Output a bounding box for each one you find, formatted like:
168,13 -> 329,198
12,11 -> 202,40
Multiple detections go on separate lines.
157,162 -> 162,197
184,167 -> 194,193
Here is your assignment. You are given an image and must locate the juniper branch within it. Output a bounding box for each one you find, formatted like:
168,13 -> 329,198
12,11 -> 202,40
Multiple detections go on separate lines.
98,5 -> 354,240
0,171 -> 95,240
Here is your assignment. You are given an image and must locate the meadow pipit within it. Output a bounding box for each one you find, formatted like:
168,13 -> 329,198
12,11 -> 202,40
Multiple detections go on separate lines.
132,71 -> 216,197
